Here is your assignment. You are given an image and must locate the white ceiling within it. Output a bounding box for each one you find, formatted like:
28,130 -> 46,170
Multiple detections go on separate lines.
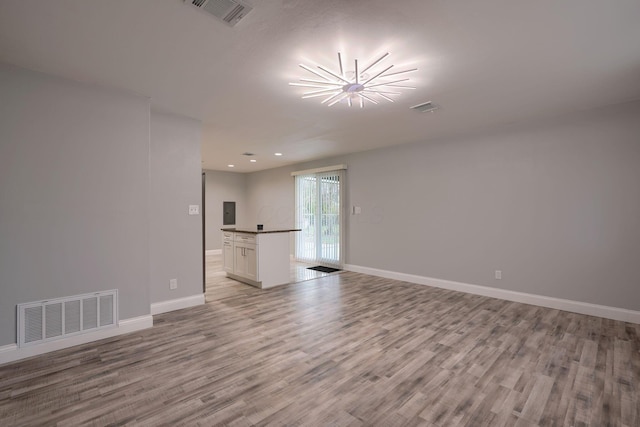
1,0 -> 640,172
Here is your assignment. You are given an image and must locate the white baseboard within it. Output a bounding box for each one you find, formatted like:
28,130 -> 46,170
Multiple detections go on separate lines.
150,293 -> 205,315
344,264 -> 640,324
205,249 -> 222,255
0,314 -> 153,366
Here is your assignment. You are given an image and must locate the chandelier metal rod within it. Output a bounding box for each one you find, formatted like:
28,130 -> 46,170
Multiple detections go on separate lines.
299,64 -> 334,82
299,78 -> 343,86
290,82 -> 341,89
359,52 -> 389,75
355,59 -> 359,84
375,92 -> 395,103
317,65 -> 351,84
379,68 -> 418,78
384,84 -> 417,89
321,91 -> 347,104
357,93 -> 379,104
301,88 -> 343,98
327,93 -> 349,107
361,64 -> 394,86
363,89 -> 402,95
301,91 -> 342,99
366,78 -> 410,88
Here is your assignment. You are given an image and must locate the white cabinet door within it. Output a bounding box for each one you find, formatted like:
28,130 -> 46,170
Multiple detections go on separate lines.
234,244 -> 247,278
223,241 -> 234,273
234,242 -> 258,282
244,245 -> 258,281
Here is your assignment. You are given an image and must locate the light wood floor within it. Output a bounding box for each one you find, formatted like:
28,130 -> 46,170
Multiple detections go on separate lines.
205,254 -> 333,302
1,258 -> 638,426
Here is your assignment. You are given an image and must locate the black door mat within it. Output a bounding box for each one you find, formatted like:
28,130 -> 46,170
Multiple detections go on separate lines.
307,266 -> 342,273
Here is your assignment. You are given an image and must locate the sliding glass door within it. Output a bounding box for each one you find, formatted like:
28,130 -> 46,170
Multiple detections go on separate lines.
295,168 -> 344,267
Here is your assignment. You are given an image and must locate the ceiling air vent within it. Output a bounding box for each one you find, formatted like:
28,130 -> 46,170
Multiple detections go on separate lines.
185,0 -> 253,27
410,101 -> 440,113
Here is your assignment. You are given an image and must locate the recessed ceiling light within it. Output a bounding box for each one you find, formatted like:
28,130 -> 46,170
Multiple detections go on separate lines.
227,164 -> 235,168
274,152 -> 283,156
250,159 -> 257,163
290,52 -> 417,108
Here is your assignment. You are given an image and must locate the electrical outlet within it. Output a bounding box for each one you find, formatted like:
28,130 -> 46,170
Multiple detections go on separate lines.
188,205 -> 199,215
169,278 -> 178,289
495,270 -> 502,280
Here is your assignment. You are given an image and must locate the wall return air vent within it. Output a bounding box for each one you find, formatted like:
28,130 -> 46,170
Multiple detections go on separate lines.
17,290 -> 118,347
185,0 -> 253,27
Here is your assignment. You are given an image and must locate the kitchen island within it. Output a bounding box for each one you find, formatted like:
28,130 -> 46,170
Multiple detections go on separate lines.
221,228 -> 301,288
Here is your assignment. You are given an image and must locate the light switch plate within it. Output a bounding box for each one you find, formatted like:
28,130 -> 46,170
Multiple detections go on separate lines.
188,205 -> 200,215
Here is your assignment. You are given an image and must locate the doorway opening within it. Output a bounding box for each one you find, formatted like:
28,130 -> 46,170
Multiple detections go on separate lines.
294,167 -> 345,268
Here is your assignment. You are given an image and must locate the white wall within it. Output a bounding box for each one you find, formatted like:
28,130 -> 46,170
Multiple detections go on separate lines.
245,102 -> 640,313
0,63 -> 151,346
150,110 -> 203,304
203,170 -> 247,250
246,167 -> 297,229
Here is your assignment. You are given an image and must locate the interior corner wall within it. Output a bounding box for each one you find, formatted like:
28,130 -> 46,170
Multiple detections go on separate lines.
149,110 -> 203,304
244,102 -> 640,312
203,170 -> 247,251
0,63 -> 151,346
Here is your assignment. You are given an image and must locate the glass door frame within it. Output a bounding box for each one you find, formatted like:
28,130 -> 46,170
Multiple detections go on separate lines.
293,165 -> 346,268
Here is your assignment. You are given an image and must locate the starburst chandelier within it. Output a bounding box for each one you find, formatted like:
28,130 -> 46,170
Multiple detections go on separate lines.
289,52 -> 417,108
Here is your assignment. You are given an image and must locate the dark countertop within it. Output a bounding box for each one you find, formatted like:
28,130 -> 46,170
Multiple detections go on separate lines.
221,228 -> 301,234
